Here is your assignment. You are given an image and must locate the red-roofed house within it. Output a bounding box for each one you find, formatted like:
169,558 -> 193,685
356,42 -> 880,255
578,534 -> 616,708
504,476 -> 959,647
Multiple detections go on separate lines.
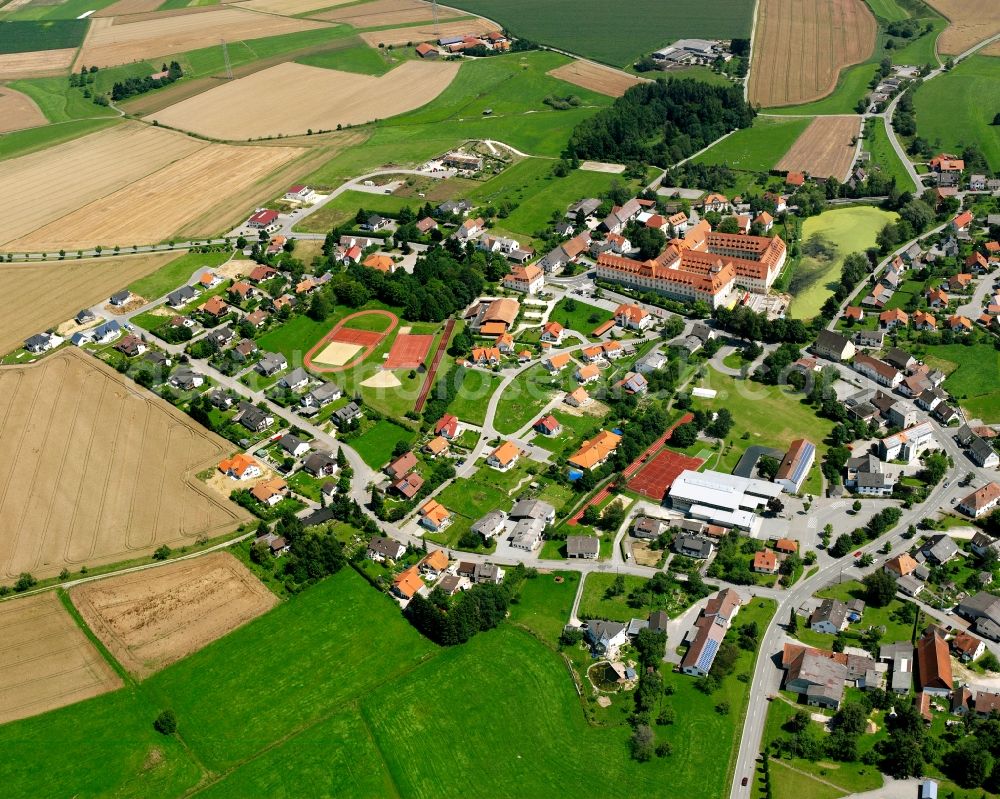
435,413 -> 459,439
534,415 -> 562,436
753,549 -> 778,574
953,211 -> 974,233
614,302 -> 651,330
248,209 -> 279,229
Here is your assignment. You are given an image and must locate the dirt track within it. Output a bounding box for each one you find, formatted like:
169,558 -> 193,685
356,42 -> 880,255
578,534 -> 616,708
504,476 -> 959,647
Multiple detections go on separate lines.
775,115 -> 860,180
0,592 -> 121,724
748,0 -> 876,107
0,349 -> 249,581
146,60 -> 459,140
0,86 -> 46,133
70,552 -> 276,678
924,0 -> 1000,54
548,61 -> 644,97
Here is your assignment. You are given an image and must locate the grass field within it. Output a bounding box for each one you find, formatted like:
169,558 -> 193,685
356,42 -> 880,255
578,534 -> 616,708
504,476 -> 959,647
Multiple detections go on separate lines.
921,343 -> 1000,422
863,119 -> 918,193
443,0 -> 753,66
0,19 -> 88,52
493,364 -> 560,435
0,118 -> 120,162
766,62 -> 878,115
297,188 -> 417,231
577,572 -> 662,622
864,0 -> 908,21
788,206 -> 898,319
127,250 -> 231,299
549,296 -> 613,336
297,38 -> 399,75
694,116 -> 812,173
350,419 -> 415,468
888,17 -> 946,67
1,0 -> 117,19
508,571 -> 581,645
913,56 -> 1000,171
444,367 -> 505,426
9,76 -> 119,123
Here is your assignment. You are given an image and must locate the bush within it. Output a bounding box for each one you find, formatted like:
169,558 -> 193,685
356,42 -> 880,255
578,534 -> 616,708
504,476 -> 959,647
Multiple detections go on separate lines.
153,709 -> 177,735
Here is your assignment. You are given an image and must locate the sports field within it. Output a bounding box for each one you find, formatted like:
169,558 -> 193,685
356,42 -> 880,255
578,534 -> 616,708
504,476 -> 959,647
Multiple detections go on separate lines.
627,448 -> 705,501
70,552 -> 277,678
0,592 -> 121,724
749,0 -> 876,107
788,206 -> 897,319
384,333 -> 433,370
913,56 -> 1000,172
443,0 -> 754,66
693,116 -> 812,173
775,115 -> 860,180
0,350 -> 247,580
304,309 -> 398,373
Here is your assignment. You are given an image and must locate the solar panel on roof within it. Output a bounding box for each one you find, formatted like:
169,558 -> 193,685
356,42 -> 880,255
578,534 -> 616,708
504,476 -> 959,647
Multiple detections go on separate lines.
696,639 -> 720,671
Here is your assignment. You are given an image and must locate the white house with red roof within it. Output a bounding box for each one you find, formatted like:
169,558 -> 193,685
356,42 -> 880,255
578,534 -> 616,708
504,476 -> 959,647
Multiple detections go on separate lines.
247,209 -> 280,230
614,303 -> 652,330
283,185 -> 317,203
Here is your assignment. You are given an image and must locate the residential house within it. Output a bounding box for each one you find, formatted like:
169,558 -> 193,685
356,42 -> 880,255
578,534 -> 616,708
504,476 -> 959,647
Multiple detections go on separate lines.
952,631 -> 986,662
251,478 -> 288,507
614,303 -> 652,330
418,549 -> 449,578
332,401 -> 362,427
917,630 -> 953,695
303,451 -> 338,478
418,499 -> 452,532
434,413 -> 459,440
568,430 -> 621,471
167,285 -> 196,307
632,516 -> 668,540
576,363 -> 600,385
278,434 -> 309,458
386,451 -> 418,481
544,353 -> 571,373
585,620 -> 628,657
567,535 -> 600,559
674,535 -> 712,559
885,553 -> 919,579
502,264 -> 544,294
301,382 -> 342,409
753,548 -> 778,574
168,368 -> 203,390
921,534 -> 958,565
509,499 -> 555,526
510,517 -> 545,551
878,422 -> 936,461
879,308 -> 908,329
487,441 -> 520,471
564,387 -> 590,407
471,511 -> 506,541
92,321 -> 121,344
534,415 -> 562,436
969,437 -> 1000,468
810,599 -> 849,634
424,436 -> 449,457
959,483 -> 1000,518
681,588 -> 743,677
854,354 -> 901,388
279,367 -> 309,392
814,330 -> 856,362
391,567 -> 425,601
541,321 -> 564,343
235,402 -> 273,433
218,453 -> 261,481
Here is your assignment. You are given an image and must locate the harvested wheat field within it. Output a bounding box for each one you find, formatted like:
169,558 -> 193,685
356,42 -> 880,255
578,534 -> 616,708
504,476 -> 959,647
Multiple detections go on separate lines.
231,0 -> 355,14
359,17 -> 494,47
70,552 -> 276,678
76,9 -> 329,68
548,60 -> 645,97
0,253 -> 175,354
749,0 -> 877,107
93,0 -> 166,16
0,349 -> 249,581
0,48 -> 75,79
0,592 -> 121,724
313,0 -> 444,25
924,0 -> 1000,54
0,86 -> 46,133
775,115 -> 860,179
148,59 -> 459,140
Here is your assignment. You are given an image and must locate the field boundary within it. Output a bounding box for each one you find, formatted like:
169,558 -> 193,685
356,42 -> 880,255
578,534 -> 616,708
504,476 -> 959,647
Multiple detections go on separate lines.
56,588 -> 134,685
304,309 -> 399,373
414,317 -> 455,412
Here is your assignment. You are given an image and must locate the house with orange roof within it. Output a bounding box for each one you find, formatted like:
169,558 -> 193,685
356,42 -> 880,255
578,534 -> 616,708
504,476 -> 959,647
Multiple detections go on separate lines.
576,363 -> 601,384
363,254 -> 395,273
581,344 -> 604,362
434,413 -> 459,439
885,553 -> 918,578
565,387 -> 590,407
541,320 -> 564,343
392,566 -> 425,600
946,273 -> 973,292
926,286 -> 949,308
496,332 -> 515,353
199,271 -> 222,289
418,548 -> 449,577
518,349 -> 532,363
967,252 -> 989,273
667,211 -> 689,231
487,440 -> 520,471
534,415 -> 561,436
913,310 -> 937,331
418,499 -> 453,531
844,306 -> 864,321
295,277 -> 318,295
754,211 -> 774,232
568,430 -> 621,471
753,549 -> 778,574
879,308 -> 908,329
602,340 -> 624,359
251,477 -> 288,506
200,296 -> 229,318
775,538 -> 798,554
229,281 -> 254,302
502,263 -> 544,294
931,154 -> 964,172
953,211 -> 974,233
614,302 -> 652,330
702,193 -> 729,213
424,435 -> 450,457
949,314 -> 973,332
471,347 -> 501,366
785,171 -> 806,187
544,352 -> 571,372
219,453 -> 262,481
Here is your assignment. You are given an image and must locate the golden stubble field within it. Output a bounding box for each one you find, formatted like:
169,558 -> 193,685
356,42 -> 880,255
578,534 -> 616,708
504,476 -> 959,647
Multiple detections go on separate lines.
0,122 -> 304,252
71,552 -> 277,678
548,60 -> 646,97
748,0 -> 877,107
312,0 -> 444,25
146,59 -> 460,140
0,48 -> 76,78
359,17 -> 494,47
75,7 -> 329,68
924,0 -> 1000,55
0,349 -> 250,581
0,252 -> 176,354
0,592 -> 122,724
775,115 -> 861,179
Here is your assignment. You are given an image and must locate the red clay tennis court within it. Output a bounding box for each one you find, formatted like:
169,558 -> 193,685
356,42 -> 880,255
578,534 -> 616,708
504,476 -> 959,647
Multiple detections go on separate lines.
384,334 -> 433,370
332,327 -> 383,347
627,449 -> 704,501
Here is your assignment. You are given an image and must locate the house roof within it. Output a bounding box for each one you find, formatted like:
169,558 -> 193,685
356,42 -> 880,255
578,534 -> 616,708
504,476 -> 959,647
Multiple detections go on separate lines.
388,451 -> 418,477
489,440 -> 520,466
219,453 -> 259,477
425,436 -> 449,455
393,566 -> 424,599
435,413 -> 458,437
886,553 -> 918,577
961,482 -> 1000,513
568,430 -> 622,470
420,549 -> 449,571
753,549 -> 777,571
251,477 -> 286,503
419,499 -> 451,525
916,630 -> 953,690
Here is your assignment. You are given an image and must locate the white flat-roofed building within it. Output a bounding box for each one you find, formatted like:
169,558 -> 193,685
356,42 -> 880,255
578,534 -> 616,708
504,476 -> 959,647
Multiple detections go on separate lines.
667,469 -> 782,534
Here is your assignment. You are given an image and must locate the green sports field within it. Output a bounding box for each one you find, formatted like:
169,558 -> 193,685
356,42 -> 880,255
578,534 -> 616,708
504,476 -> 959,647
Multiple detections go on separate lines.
788,206 -> 898,319
693,116 -> 812,173
443,0 -> 754,66
913,56 -> 1000,172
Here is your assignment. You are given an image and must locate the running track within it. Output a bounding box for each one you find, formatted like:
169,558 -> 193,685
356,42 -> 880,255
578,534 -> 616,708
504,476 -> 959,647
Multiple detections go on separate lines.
303,310 -> 398,374
415,318 -> 456,413
568,412 -> 694,525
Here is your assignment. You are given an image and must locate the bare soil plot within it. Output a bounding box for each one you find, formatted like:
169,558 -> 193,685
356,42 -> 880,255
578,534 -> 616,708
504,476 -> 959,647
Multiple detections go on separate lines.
748,0 -> 877,107
0,592 -> 121,724
70,552 -> 277,678
0,86 -> 46,133
146,59 -> 459,140
775,115 -> 860,179
313,0 -> 444,25
75,8 -> 329,68
0,349 -> 249,581
359,17 -> 494,47
8,141 -> 303,252
93,0 -> 167,17
0,48 -> 75,78
547,60 -> 645,97
924,0 -> 1000,55
0,253 -> 175,355
231,0 -> 355,14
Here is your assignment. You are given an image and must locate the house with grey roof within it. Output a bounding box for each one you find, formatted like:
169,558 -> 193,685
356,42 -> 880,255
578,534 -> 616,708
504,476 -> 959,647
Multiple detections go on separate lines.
279,367 -> 310,391
584,620 -> 628,656
236,401 -> 273,432
879,641 -> 914,694
510,499 -> 555,525
921,534 -> 958,565
510,517 -> 545,551
809,599 -> 849,634
567,535 -> 600,559
301,382 -> 342,409
674,534 -> 712,559
332,401 -> 362,427
471,510 -> 506,540
167,285 -> 196,307
278,434 -> 309,458
256,352 -> 287,376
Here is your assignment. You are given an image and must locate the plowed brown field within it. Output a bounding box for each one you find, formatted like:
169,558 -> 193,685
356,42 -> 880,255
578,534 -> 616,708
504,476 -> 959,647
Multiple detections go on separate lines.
359,18 -> 494,47
146,59 -> 459,140
76,8 -> 329,68
775,115 -> 860,179
93,0 -> 166,17
548,60 -> 645,97
924,0 -> 1000,55
0,48 -> 75,78
748,0 -> 877,108
71,552 -> 277,678
0,349 -> 249,581
0,592 -> 121,724
0,253 -> 176,354
0,86 -> 46,133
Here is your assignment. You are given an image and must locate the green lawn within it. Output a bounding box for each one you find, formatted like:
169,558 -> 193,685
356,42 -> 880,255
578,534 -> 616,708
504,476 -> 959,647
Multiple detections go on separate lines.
297,38 -> 400,75
2,0 -> 118,18
864,0 -> 908,21
788,206 -> 898,319
816,580 -> 916,643
549,297 -> 613,336
532,409 -> 605,457
441,0 -> 753,66
508,571 -> 581,646
350,419 -> 414,469
766,63 -> 878,115
435,477 -> 510,520
0,117 -> 121,162
9,76 -> 119,124
445,368 -> 506,426
0,19 -> 88,52
577,572 -> 666,622
694,116 -> 813,173
921,343 -> 1000,423
493,364 -> 561,435
913,55 -> 1000,171
862,119 -> 917,194
127,251 -> 231,299
296,188 -> 419,232
887,18 -> 945,68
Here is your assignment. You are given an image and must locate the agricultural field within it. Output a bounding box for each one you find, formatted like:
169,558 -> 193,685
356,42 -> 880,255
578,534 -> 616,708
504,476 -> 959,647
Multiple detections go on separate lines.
775,115 -> 861,180
0,592 -> 121,724
358,18 -> 495,48
230,0 -> 353,13
913,55 -> 1000,172
765,61 -> 878,116
788,205 -> 897,319
147,60 -> 460,140
0,86 -> 46,133
0,252 -> 176,355
0,349 -> 248,581
0,19 -> 88,52
547,60 -> 645,97
442,0 -> 754,66
0,122 -> 304,251
749,0 -> 877,108
126,249 -> 233,299
921,343 -> 1000,422
74,8 -> 328,68
924,0 -> 1000,54
70,552 -> 277,678
297,37 -> 401,75
693,116 -> 813,173
862,118 -> 918,193
311,0 -> 447,26
0,47 -> 76,78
